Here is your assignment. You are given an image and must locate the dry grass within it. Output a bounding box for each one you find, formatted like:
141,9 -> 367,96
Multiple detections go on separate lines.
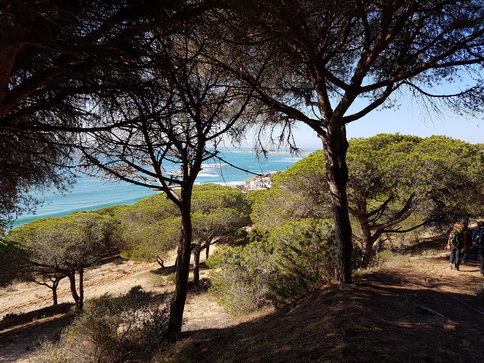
2,237 -> 484,362
170,237 -> 484,362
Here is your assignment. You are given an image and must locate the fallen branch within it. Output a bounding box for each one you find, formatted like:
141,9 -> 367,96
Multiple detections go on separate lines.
407,282 -> 484,316
451,296 -> 484,317
414,303 -> 447,319
156,257 -> 165,269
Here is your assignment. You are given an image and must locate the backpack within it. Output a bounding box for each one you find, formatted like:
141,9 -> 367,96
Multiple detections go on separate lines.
449,229 -> 462,248
474,227 -> 484,247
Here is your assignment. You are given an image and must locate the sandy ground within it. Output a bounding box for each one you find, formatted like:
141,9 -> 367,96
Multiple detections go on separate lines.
0,250 -> 231,362
1,238 -> 483,362
0,260 -> 161,318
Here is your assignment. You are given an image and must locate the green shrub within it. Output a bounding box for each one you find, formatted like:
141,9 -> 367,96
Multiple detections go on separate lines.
207,243 -> 273,316
372,250 -> 394,267
165,272 -> 177,284
207,219 -> 337,314
267,218 -> 335,306
35,286 -> 170,363
420,250 -> 437,257
120,218 -> 179,262
476,282 -> 484,299
351,242 -> 365,271
372,249 -> 411,267
229,227 -> 268,247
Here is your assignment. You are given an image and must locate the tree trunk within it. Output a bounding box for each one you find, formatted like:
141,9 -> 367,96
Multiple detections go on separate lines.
320,124 -> 353,283
355,212 -> 374,268
67,270 -> 81,310
52,277 -> 61,306
166,196 -> 193,341
52,288 -> 58,306
362,239 -> 374,268
205,244 -> 210,260
193,247 -> 201,287
78,268 -> 84,311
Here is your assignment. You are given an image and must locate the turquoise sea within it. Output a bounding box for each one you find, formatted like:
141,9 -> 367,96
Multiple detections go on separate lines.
12,148 -> 316,228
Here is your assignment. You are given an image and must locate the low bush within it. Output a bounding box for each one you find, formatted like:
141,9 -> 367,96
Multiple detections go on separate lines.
372,249 -> 411,268
372,250 -> 394,267
35,286 -> 170,363
476,282 -> 484,299
207,218 -> 337,314
207,243 -> 273,316
267,218 -> 335,306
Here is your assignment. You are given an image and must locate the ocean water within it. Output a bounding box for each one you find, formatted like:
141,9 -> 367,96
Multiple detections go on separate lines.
12,148 -> 316,228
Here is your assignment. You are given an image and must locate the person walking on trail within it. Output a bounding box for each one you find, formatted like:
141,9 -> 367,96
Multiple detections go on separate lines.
472,221 -> 484,276
447,223 -> 463,271
461,221 -> 471,265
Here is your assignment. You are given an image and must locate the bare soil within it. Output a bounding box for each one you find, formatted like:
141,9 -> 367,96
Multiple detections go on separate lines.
1,236 -> 484,362
0,252 -> 231,362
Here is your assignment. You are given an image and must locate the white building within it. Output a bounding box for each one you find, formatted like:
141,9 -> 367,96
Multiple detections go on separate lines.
246,175 -> 273,191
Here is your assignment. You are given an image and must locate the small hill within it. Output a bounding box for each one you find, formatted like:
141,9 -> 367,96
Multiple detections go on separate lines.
171,237 -> 484,363
1,236 -> 484,362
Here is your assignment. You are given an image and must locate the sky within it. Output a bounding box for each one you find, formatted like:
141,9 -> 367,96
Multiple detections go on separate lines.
290,106 -> 483,149
261,82 -> 481,149
243,73 -> 483,150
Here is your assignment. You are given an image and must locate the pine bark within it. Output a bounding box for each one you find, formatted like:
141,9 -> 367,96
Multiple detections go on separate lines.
320,124 -> 353,283
166,198 -> 193,341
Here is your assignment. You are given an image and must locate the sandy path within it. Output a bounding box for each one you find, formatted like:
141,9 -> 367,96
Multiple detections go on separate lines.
0,251 -> 230,362
5,242 -> 480,363
0,260 -> 162,319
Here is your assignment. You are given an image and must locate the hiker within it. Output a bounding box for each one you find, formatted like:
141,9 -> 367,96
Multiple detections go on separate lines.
446,222 -> 463,271
472,221 -> 484,276
461,221 -> 471,264
467,224 -> 478,261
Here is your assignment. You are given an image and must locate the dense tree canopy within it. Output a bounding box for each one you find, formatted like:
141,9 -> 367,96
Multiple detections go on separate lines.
0,0 -> 133,225
107,195 -> 180,264
214,0 -> 483,282
0,130 -> 74,228
1,0 -> 216,129
253,134 -> 484,266
114,185 -> 251,286
250,161 -> 332,233
348,134 -> 484,265
6,212 -> 122,309
0,231 -> 27,287
0,0 -> 218,227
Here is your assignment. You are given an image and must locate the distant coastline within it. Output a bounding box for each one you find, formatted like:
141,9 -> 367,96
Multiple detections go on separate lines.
264,150 -> 312,155
12,149 -> 310,229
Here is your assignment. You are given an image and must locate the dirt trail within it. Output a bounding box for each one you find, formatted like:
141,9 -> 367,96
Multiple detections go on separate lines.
0,252 -> 230,362
183,244 -> 484,363
0,259 -> 161,319
1,240 -> 483,362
